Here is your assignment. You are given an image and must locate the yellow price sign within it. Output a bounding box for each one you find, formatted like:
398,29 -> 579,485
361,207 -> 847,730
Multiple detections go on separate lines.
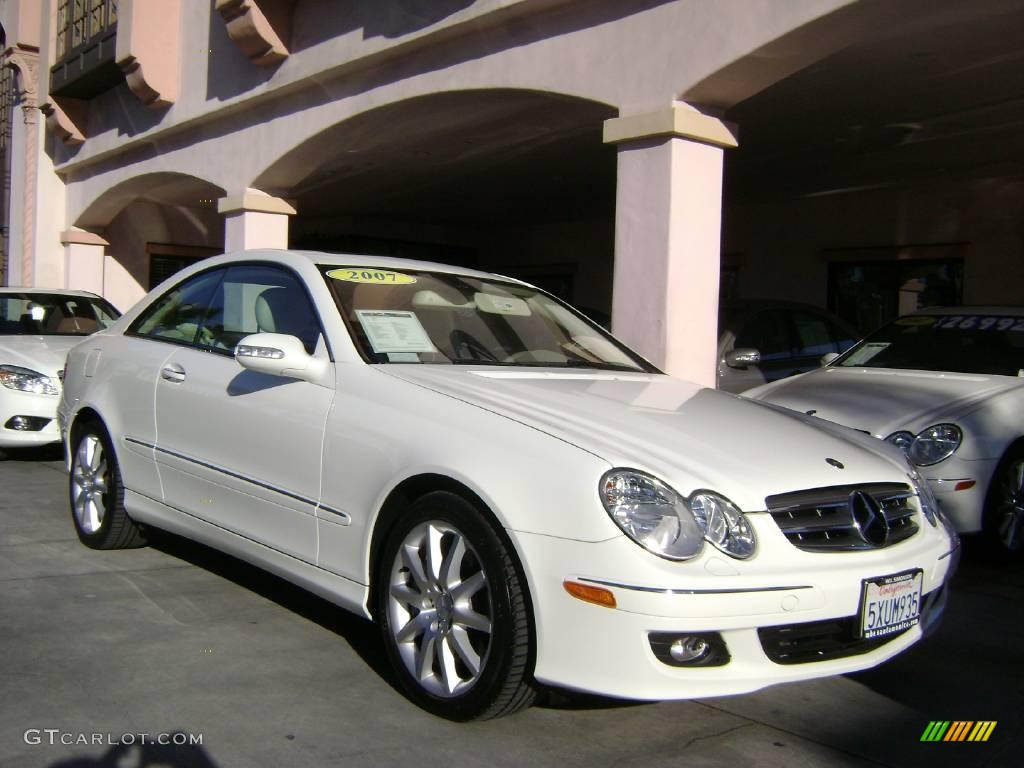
327,268 -> 417,285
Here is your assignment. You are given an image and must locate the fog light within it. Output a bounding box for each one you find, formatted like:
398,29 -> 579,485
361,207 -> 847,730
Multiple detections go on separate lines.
5,415 -> 50,431
649,632 -> 730,667
670,637 -> 710,663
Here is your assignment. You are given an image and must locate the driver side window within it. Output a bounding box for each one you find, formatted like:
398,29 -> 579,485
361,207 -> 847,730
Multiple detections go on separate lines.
130,269 -> 226,346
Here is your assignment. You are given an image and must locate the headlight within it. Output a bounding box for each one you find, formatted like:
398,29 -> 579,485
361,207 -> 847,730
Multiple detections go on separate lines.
885,423 -> 961,466
885,431 -> 914,454
0,365 -> 60,395
600,470 -> 755,560
689,491 -> 756,559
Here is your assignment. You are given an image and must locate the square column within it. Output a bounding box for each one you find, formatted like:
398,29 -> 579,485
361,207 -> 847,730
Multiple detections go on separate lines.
218,189 -> 297,251
604,104 -> 738,387
61,229 -> 108,295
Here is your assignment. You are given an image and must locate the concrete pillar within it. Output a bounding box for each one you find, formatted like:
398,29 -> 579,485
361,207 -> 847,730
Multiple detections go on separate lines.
217,189 -> 296,252
61,229 -> 108,295
604,103 -> 738,387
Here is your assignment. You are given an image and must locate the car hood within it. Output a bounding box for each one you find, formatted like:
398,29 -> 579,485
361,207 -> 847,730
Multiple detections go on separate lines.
745,366 -> 1024,436
0,336 -> 82,378
379,366 -> 910,512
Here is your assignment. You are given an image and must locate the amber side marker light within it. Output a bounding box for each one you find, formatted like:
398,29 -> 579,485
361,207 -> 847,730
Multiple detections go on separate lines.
563,580 -> 616,608
954,481 -> 976,491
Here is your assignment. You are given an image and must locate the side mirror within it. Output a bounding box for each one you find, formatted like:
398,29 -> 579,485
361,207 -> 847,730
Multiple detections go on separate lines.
724,347 -> 761,369
820,352 -> 840,367
234,333 -> 332,388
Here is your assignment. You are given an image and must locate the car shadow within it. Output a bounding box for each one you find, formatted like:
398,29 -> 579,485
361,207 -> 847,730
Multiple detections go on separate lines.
146,527 -> 648,714
849,535 -> 1024,716
0,443 -> 65,462
146,529 -> 398,693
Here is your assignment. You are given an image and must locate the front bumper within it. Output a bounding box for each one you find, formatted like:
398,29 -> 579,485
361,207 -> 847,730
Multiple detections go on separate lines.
515,519 -> 956,701
0,389 -> 62,448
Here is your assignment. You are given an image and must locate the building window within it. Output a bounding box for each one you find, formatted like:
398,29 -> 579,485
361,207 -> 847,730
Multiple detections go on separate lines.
51,0 -> 122,99
56,0 -> 118,59
826,244 -> 965,331
148,244 -> 222,290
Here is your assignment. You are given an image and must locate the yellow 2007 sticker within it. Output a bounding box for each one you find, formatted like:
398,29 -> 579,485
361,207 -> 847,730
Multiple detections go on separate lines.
327,268 -> 417,285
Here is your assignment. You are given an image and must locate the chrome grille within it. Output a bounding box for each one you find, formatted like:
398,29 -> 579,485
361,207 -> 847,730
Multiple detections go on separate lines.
766,483 -> 918,552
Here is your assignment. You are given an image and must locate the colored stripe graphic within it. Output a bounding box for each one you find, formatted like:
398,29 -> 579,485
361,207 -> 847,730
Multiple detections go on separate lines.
921,721 -> 950,741
944,721 -> 973,741
968,722 -> 997,742
920,720 -> 996,742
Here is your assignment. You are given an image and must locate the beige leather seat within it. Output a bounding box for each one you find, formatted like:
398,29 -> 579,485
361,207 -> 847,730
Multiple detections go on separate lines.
254,286 -> 319,352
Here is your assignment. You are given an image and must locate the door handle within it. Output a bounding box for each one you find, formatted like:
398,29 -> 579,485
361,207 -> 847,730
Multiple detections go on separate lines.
161,363 -> 186,383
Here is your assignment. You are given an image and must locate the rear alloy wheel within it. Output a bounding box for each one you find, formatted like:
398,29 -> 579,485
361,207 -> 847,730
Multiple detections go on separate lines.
70,422 -> 146,549
984,447 -> 1024,557
376,491 -> 534,720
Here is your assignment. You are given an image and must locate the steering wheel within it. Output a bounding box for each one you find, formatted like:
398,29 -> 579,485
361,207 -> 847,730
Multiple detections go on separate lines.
450,330 -> 498,362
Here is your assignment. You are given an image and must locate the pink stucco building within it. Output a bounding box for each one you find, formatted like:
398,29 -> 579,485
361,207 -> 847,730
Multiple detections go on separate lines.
2,0 -> 1023,385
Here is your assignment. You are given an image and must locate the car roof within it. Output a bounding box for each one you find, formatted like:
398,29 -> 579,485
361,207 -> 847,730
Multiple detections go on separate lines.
0,287 -> 104,299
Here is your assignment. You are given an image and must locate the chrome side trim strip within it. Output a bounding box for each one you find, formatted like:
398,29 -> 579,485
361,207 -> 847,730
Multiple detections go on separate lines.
124,436 -> 351,525
578,577 -> 813,595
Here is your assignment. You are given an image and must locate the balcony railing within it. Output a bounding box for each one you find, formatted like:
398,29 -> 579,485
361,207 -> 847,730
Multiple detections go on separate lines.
50,0 -> 123,99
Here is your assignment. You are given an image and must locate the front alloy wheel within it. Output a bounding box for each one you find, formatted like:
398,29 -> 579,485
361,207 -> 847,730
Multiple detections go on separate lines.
983,447 -> 1024,558
69,421 -> 146,549
376,491 -> 534,720
387,521 -> 493,699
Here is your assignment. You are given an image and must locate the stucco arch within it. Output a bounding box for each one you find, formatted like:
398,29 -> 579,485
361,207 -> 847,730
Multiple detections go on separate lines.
73,172 -> 226,231
251,88 -> 617,198
70,172 -> 226,311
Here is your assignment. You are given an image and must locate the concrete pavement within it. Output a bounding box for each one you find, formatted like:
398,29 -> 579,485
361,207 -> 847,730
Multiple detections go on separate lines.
1,446 -> 1021,768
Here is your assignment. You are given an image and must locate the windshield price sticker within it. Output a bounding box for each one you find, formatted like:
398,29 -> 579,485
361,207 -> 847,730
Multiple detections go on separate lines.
328,268 -> 417,285
355,310 -> 436,354
859,570 -> 923,639
931,315 -> 1024,332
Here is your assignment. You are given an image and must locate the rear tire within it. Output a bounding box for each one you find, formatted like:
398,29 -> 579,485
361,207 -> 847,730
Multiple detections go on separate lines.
982,446 -> 1024,558
69,420 -> 147,550
375,491 -> 535,720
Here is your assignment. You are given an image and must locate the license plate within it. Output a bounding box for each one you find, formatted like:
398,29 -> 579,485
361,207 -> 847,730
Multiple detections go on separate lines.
858,570 -> 923,639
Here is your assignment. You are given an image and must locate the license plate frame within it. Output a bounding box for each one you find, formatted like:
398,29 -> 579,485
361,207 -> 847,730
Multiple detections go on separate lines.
858,569 -> 923,639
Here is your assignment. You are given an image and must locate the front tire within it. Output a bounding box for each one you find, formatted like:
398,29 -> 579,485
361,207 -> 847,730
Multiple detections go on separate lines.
982,446 -> 1024,557
69,421 -> 146,549
375,491 -> 535,720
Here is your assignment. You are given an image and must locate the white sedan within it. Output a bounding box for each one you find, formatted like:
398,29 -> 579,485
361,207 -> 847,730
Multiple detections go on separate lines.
0,289 -> 119,451
59,250 -> 958,720
746,307 -> 1024,556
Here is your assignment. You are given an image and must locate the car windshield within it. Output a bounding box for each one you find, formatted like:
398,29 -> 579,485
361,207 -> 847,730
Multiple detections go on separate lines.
321,266 -> 655,372
0,293 -> 120,336
836,313 -> 1024,376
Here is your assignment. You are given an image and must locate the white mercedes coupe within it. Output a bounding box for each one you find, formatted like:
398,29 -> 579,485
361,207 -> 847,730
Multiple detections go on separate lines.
0,288 -> 119,451
59,250 -> 958,720
746,308 -> 1024,557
